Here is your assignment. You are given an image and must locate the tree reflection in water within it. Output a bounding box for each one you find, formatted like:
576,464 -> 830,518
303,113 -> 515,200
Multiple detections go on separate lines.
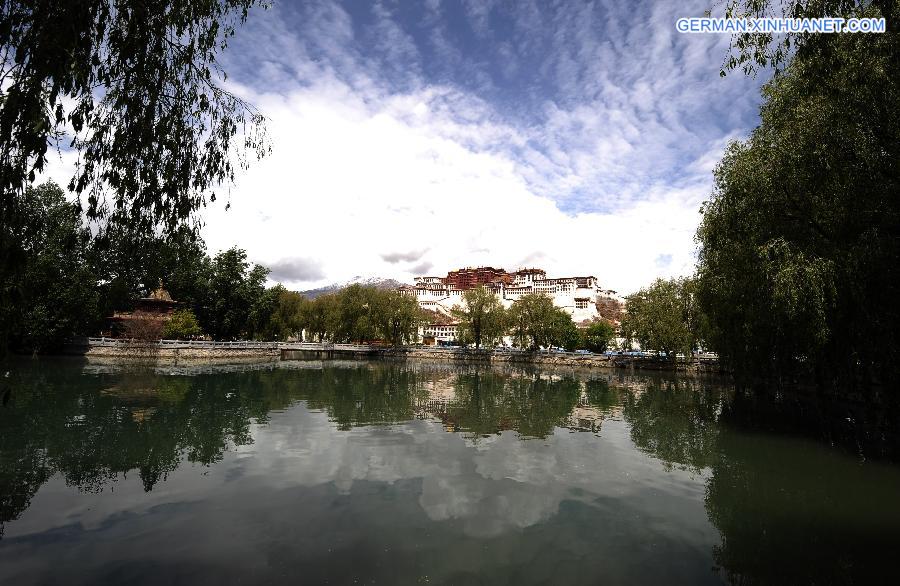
0,361 -> 623,536
618,376 -> 900,584
623,377 -> 724,472
2,359 -> 900,585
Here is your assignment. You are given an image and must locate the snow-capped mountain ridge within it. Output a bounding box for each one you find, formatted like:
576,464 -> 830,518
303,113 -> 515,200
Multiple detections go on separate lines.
298,276 -> 408,299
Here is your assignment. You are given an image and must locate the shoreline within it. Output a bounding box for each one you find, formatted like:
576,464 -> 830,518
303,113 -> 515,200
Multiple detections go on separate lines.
60,340 -> 725,373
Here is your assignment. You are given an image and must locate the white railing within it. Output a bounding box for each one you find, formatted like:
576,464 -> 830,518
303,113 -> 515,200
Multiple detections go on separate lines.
75,338 -> 715,362
83,337 -> 280,350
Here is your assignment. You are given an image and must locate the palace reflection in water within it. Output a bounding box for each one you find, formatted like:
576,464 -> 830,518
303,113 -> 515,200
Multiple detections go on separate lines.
1,358 -> 899,585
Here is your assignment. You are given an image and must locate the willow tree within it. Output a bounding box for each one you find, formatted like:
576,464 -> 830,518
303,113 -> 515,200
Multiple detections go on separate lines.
621,278 -> 700,360
451,286 -> 506,349
716,0 -> 898,75
696,28 -> 900,387
507,293 -> 575,351
0,0 -> 269,351
369,289 -> 424,347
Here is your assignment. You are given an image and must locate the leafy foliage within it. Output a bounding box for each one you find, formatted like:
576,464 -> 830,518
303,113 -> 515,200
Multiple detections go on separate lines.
91,222 -> 212,317
581,320 -> 616,353
621,278 -> 701,359
333,284 -> 378,343
0,1 -> 269,353
162,309 -> 202,339
716,0 -> 897,75
451,286 -> 507,349
300,293 -> 338,342
255,286 -> 305,341
200,247 -> 269,340
0,0 -> 269,231
507,293 -> 578,350
369,289 -> 425,346
5,182 -> 100,353
295,285 -> 424,345
696,29 -> 900,386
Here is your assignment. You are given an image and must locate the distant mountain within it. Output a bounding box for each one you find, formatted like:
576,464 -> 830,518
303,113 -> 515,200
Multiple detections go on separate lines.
298,277 -> 408,299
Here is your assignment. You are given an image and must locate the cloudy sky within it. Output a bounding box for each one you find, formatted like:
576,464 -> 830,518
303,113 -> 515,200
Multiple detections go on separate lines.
59,0 -> 764,293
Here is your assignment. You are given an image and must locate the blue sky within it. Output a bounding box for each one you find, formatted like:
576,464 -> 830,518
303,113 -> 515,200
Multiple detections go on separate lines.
200,1 -> 762,292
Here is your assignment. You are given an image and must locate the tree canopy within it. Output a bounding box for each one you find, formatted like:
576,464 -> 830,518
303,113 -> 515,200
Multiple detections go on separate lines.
288,286 -> 424,345
162,309 -> 202,340
621,278 -> 701,359
717,0 -> 898,75
451,286 -> 507,349
696,28 -> 899,386
4,182 -> 100,353
507,293 -> 578,351
0,1 -> 269,354
369,289 -> 424,347
581,320 -> 616,353
0,0 -> 269,231
201,247 -> 269,340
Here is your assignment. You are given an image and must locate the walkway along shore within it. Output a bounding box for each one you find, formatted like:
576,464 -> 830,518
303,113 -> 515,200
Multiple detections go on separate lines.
64,338 -> 723,373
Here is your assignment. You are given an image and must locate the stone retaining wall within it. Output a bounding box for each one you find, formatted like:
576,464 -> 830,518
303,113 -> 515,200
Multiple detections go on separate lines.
68,344 -> 279,363
379,348 -> 722,373
65,341 -> 723,373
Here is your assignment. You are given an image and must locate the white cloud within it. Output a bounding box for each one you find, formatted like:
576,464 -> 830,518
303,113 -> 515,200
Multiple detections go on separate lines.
34,0 -> 762,295
203,67 -> 712,293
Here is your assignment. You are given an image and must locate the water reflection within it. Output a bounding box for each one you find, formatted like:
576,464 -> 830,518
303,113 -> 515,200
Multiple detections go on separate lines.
624,378 -> 723,472
1,358 -> 899,584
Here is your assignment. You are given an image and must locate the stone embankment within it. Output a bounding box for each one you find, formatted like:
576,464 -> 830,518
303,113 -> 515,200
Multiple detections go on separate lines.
65,338 -> 279,364
384,348 -> 719,372
66,338 -> 722,372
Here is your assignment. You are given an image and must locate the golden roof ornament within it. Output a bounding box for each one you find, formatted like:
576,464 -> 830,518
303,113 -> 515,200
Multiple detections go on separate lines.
149,280 -> 173,302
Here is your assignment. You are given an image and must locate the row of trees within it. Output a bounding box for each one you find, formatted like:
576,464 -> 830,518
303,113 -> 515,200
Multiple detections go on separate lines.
261,285 -> 619,352
292,285 -> 424,345
5,190 -> 615,353
451,288 -> 617,352
4,181 -> 294,352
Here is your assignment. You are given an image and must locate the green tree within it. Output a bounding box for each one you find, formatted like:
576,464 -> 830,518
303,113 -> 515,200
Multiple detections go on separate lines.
300,294 -> 338,342
201,247 -> 269,340
696,29 -> 900,386
0,1 -> 269,354
370,289 -> 424,346
333,284 -> 377,343
507,293 -> 577,350
258,287 -> 306,341
162,309 -> 202,340
6,182 -> 100,353
90,222 -> 212,318
555,311 -> 582,351
621,278 -> 700,360
581,320 -> 616,353
717,0 -> 898,76
0,0 -> 269,229
451,286 -> 507,349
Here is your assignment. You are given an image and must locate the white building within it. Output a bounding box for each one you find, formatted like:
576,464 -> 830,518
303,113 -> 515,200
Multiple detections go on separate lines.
407,267 -> 622,334
421,323 -> 460,345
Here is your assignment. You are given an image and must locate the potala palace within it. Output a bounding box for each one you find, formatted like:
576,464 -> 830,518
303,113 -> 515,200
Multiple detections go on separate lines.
398,266 -> 622,344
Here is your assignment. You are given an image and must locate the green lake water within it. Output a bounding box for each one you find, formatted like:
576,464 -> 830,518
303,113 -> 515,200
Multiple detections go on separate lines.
1,358 -> 899,585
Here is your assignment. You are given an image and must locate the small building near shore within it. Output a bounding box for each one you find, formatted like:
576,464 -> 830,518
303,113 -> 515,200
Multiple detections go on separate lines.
105,282 -> 178,338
